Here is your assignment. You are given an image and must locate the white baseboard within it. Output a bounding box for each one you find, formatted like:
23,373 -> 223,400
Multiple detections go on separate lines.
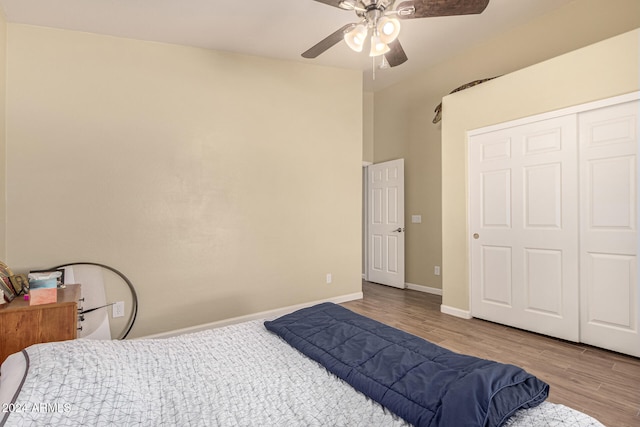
440,304 -> 472,319
139,292 -> 364,339
405,282 -> 443,296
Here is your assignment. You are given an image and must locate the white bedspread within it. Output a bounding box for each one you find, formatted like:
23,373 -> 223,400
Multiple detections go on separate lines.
1,320 -> 604,427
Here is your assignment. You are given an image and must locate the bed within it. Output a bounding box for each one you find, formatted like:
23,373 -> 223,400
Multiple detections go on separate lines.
1,303 -> 605,426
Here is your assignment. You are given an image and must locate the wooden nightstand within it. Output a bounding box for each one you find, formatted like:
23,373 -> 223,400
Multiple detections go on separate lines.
0,284 -> 81,365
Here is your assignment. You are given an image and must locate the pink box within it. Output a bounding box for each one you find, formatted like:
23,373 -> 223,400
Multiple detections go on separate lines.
29,287 -> 57,305
29,279 -> 58,306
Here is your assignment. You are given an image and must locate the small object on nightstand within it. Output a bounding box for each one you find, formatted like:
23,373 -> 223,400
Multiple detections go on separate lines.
28,271 -> 63,305
0,261 -> 16,303
24,294 -> 30,301
28,279 -> 58,305
9,274 -> 29,296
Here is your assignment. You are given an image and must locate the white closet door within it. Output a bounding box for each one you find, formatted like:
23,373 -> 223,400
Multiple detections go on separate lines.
470,115 -> 580,341
579,100 -> 639,357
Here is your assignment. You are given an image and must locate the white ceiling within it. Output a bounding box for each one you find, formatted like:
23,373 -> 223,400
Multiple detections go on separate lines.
0,0 -> 574,91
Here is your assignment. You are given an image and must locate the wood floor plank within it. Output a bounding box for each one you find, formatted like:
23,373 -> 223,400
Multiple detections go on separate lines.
341,281 -> 640,427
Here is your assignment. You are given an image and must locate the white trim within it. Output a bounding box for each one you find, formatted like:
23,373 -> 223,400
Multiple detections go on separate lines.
406,282 -> 442,296
362,161 -> 373,166
139,292 -> 363,339
468,91 -> 640,137
440,304 -> 472,319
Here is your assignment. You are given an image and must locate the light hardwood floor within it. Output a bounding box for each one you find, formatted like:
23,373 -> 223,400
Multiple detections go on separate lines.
341,281 -> 640,427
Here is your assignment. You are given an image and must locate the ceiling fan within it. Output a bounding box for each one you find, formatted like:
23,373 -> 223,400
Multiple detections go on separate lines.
302,0 -> 490,67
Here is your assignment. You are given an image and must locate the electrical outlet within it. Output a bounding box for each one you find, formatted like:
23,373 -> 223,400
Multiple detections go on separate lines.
434,266 -> 441,276
113,301 -> 125,318
326,273 -> 332,284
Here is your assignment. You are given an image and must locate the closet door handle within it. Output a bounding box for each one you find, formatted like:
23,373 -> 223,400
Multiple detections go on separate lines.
473,233 -> 480,239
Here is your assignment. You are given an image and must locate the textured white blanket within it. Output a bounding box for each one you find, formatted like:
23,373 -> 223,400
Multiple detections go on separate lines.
2,320 -> 604,427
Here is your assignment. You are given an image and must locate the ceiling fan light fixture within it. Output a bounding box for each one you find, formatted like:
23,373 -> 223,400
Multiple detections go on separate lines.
379,55 -> 390,69
377,17 -> 400,44
344,24 -> 368,52
369,34 -> 390,57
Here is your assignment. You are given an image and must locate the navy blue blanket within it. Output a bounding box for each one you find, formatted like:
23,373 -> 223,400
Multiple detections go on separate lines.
264,303 -> 549,427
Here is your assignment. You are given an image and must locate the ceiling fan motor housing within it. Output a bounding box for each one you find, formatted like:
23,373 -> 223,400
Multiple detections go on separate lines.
355,0 -> 391,19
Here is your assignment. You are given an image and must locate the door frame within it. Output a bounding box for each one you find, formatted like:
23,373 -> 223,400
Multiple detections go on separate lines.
362,161 -> 372,281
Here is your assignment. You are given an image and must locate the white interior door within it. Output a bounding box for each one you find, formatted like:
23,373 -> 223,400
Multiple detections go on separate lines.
579,100 -> 639,357
470,115 -> 580,341
367,159 -> 405,288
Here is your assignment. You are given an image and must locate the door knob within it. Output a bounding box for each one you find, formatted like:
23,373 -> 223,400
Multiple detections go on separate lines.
392,227 -> 405,233
473,233 -> 479,239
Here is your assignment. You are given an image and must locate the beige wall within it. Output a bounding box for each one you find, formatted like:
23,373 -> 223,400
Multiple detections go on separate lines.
362,91 -> 374,163
362,91 -> 374,275
442,29 -> 640,311
0,11 -> 6,261
5,24 -> 363,337
373,0 -> 640,290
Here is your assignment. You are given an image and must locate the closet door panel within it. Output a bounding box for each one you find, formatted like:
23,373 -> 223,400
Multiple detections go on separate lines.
579,100 -> 639,357
585,253 -> 636,328
470,115 -> 579,341
524,248 -> 563,315
524,163 -> 562,229
588,156 -> 636,234
480,245 -> 513,307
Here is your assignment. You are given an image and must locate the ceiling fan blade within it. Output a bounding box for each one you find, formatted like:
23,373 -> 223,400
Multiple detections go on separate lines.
384,39 -> 408,67
302,23 -> 356,59
312,0 -> 346,9
397,0 -> 490,19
